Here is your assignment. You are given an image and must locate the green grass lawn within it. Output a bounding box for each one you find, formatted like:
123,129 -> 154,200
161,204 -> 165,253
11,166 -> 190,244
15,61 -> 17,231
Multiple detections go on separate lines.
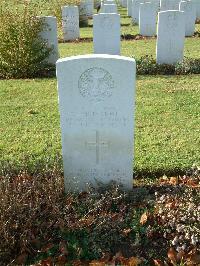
1,75 -> 199,177
0,6 -> 200,177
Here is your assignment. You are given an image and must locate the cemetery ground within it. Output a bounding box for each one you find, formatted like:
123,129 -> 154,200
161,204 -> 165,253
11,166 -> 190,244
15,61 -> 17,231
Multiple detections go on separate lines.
0,6 -> 200,266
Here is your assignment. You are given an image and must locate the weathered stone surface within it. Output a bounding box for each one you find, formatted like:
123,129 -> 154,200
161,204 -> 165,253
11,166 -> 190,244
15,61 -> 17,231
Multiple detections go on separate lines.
39,16 -> 59,65
100,3 -> 118,13
93,13 -> 120,55
127,0 -> 133,16
56,55 -> 136,191
179,0 -> 196,36
160,0 -> 180,11
62,6 -> 79,41
139,2 -> 157,36
156,10 -> 185,64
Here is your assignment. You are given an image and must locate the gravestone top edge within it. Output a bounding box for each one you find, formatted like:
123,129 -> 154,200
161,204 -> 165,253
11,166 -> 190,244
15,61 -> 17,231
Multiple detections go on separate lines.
93,13 -> 120,16
159,10 -> 184,14
38,15 -> 57,19
56,54 -> 136,65
62,5 -> 78,8
140,2 -> 155,5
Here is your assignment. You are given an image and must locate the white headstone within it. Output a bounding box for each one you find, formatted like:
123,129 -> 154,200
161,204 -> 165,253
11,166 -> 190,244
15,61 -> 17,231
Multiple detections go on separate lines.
122,0 -> 128,7
100,3 -> 118,13
196,0 -> 200,19
127,0 -> 133,16
56,54 -> 136,191
179,1 -> 196,37
190,0 -> 199,20
152,0 -> 160,11
139,2 -> 157,36
79,2 -> 89,26
39,16 -> 59,65
160,0 -> 181,11
62,6 -> 80,41
104,0 -> 116,4
132,0 -> 143,24
80,0 -> 94,18
93,13 -> 120,55
156,10 -> 185,64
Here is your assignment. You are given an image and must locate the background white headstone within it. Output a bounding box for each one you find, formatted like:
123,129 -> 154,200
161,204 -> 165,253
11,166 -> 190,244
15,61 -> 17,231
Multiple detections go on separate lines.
93,13 -> 120,55
132,0 -> 143,24
127,0 -> 133,16
196,0 -> 200,19
179,0 -> 196,37
139,2 -> 157,36
160,0 -> 181,11
62,6 -> 80,41
39,16 -> 59,65
79,1 -> 89,26
104,0 -> 116,4
121,0 -> 128,7
156,10 -> 185,64
100,3 -> 118,13
191,0 -> 200,19
56,54 -> 136,191
82,0 -> 94,18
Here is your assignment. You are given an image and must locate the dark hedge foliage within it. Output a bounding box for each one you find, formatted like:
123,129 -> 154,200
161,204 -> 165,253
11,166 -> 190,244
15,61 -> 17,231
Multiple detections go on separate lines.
136,56 -> 200,75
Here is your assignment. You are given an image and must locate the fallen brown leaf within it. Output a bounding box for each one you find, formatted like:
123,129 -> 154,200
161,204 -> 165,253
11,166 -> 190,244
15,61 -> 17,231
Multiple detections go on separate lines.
186,179 -> 199,188
123,228 -> 132,236
168,248 -> 177,265
127,256 -> 142,266
186,253 -> 200,265
41,243 -> 54,252
177,250 -> 186,262
72,260 -> 83,266
153,259 -> 164,266
57,254 -> 67,265
140,212 -> 148,225
169,177 -> 178,185
89,261 -> 106,266
15,252 -> 28,264
39,257 -> 53,266
59,240 -> 68,256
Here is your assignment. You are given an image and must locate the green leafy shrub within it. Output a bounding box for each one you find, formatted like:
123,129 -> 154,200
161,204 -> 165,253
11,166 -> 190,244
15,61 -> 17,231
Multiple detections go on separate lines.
136,55 -> 200,75
0,1 -> 53,79
136,55 -> 175,75
175,57 -> 200,75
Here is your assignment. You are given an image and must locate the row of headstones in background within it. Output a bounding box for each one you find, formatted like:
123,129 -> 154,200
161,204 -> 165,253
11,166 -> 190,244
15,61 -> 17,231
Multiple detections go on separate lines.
160,0 -> 200,17
124,0 -> 200,22
56,54 -> 136,191
39,0 -> 198,65
118,0 -> 197,64
62,1 -> 118,42
138,0 -> 196,37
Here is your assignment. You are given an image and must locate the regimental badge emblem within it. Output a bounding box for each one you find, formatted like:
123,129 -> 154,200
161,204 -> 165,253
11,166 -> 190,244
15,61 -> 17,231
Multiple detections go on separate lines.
78,67 -> 114,102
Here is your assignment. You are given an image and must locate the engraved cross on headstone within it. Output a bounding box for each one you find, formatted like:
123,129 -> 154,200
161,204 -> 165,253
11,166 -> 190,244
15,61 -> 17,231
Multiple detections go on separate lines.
85,130 -> 109,164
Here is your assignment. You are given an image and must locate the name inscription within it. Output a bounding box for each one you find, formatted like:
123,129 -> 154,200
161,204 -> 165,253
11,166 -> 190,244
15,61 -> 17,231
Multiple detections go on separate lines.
65,110 -> 128,128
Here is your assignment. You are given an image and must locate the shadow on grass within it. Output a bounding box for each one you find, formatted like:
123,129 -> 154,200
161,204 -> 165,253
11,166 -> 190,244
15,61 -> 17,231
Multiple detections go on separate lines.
1,157 -> 188,181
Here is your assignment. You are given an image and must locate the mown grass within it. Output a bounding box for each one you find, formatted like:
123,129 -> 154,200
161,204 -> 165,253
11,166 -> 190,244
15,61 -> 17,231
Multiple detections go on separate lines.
0,5 -> 200,176
1,75 -> 200,177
